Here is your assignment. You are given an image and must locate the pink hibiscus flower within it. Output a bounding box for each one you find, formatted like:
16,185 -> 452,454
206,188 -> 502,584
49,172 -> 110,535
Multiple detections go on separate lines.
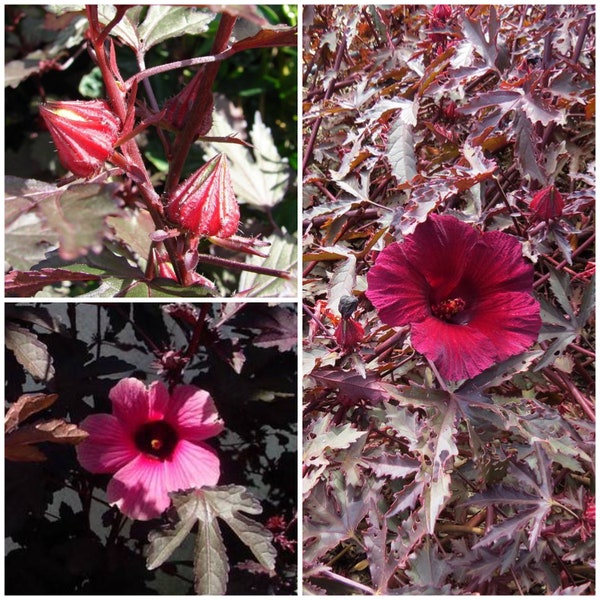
366,214 -> 541,381
76,378 -> 224,520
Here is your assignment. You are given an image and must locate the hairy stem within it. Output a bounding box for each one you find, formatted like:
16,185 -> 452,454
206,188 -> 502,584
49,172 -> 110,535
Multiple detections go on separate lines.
196,253 -> 291,279
86,6 -> 187,283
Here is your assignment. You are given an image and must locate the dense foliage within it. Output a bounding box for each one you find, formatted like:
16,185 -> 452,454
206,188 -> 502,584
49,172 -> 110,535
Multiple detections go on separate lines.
303,5 -> 595,594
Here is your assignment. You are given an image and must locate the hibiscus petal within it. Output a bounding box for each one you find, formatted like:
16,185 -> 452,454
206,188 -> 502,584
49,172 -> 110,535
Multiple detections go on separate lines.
469,291 -> 541,360
367,214 -> 542,380
106,441 -> 220,521
107,454 -> 172,521
147,380 -> 171,421
366,243 -> 431,326
166,385 -> 224,441
110,378 -> 151,430
77,413 -> 138,473
411,318 -> 498,381
404,215 -> 479,300
467,231 -> 535,295
166,439 -> 221,491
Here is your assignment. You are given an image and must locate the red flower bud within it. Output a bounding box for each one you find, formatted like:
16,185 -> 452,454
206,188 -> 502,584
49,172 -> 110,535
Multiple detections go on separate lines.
530,185 -> 564,221
163,70 -> 213,136
432,5 -> 452,21
334,317 -> 365,352
39,100 -> 121,178
441,99 -> 458,121
166,153 -> 240,239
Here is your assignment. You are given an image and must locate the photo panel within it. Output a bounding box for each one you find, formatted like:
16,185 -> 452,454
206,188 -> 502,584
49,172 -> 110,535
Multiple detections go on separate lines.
5,301 -> 298,594
6,5 -> 298,299
302,5 -> 594,595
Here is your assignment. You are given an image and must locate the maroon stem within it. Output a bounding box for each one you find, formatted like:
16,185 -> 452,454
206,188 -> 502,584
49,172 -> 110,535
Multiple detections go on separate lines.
533,233 -> 595,289
572,10 -> 592,64
165,13 -> 237,196
126,47 -> 235,89
303,30 -> 348,175
196,253 -> 291,280
185,305 -> 211,360
86,6 -> 186,283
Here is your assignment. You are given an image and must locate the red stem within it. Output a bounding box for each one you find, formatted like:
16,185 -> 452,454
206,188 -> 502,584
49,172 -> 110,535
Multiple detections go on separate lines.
303,30 -> 347,175
533,233 -> 595,289
185,306 -> 210,359
86,5 -> 187,283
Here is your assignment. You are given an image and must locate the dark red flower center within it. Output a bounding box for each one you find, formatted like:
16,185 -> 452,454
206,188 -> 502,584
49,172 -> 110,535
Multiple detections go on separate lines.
134,420 -> 178,460
431,297 -> 466,322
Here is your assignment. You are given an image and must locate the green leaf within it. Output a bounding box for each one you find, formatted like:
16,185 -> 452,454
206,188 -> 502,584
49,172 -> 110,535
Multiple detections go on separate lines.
386,115 -> 417,186
203,109 -> 291,209
138,6 -> 214,51
577,274 -> 595,327
120,279 -> 215,298
238,230 -> 297,297
419,398 -> 458,534
107,210 -> 155,270
146,516 -> 196,572
97,6 -> 144,51
194,501 -> 229,595
405,538 -> 452,588
547,265 -> 576,320
327,255 -> 357,314
5,176 -> 60,270
535,294 -> 580,371
146,485 -> 276,595
99,6 -> 214,52
37,182 -> 121,261
201,486 -> 276,572
304,413 -> 367,471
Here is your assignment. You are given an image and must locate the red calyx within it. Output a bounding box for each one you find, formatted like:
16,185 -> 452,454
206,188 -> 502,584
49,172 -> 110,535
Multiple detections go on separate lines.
530,185 -> 565,222
432,5 -> 452,21
39,99 -> 121,178
166,153 -> 240,239
334,317 -> 365,352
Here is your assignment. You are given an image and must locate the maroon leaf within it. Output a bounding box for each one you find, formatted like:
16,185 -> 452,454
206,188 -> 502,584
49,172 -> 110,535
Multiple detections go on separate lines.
230,25 -> 297,53
6,268 -> 101,297
309,368 -> 386,404
6,419 -> 88,462
4,393 -> 58,434
231,304 -> 297,353
6,322 -> 55,381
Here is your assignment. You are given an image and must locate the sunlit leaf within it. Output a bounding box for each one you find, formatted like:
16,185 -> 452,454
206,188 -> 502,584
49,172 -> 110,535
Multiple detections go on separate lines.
6,418 -> 88,462
37,182 -> 121,260
386,116 -> 417,186
237,230 -> 297,297
5,393 -> 58,434
6,323 -> 55,382
147,485 -> 276,595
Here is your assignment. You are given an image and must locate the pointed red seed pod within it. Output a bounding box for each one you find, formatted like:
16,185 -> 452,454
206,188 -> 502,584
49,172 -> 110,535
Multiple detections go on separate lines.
166,153 -> 240,239
530,185 -> 564,222
39,100 -> 121,178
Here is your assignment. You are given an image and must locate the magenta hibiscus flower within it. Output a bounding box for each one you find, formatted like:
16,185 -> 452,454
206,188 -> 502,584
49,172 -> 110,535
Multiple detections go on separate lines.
366,214 -> 541,381
76,378 -> 224,520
